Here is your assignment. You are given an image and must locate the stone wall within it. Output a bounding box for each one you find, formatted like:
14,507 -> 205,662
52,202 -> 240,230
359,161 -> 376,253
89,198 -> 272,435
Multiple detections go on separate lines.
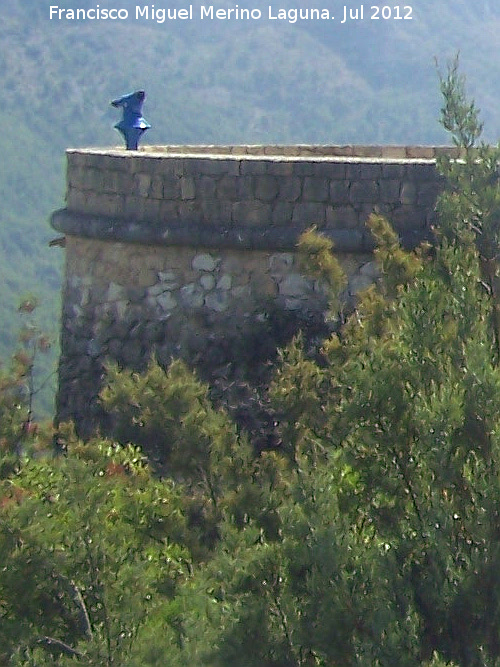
51,145 -> 450,434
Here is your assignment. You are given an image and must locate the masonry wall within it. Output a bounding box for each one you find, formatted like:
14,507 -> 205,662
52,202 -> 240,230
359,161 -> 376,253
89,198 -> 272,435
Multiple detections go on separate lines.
51,145 -> 450,434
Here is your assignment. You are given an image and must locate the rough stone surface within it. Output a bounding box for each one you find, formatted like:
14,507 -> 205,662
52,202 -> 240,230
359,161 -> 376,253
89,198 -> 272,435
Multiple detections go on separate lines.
192,253 -> 219,271
53,145 -> 454,434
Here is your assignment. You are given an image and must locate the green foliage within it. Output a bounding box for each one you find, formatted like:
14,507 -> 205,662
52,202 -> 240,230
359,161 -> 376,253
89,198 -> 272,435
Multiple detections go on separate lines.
0,434 -> 192,665
437,54 -> 483,150
0,298 -> 54,478
100,357 -> 266,557
436,56 -> 500,365
297,227 -> 347,316
100,357 -> 246,488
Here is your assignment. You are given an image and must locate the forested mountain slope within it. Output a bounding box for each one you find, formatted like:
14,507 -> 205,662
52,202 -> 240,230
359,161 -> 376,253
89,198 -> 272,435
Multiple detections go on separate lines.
1,0 -> 500,412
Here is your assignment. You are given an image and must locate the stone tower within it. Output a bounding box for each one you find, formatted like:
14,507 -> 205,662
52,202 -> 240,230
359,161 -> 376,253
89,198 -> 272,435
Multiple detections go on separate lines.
51,144 -> 451,435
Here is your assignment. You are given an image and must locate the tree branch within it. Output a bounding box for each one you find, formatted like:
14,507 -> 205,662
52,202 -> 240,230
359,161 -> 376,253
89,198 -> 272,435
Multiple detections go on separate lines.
34,636 -> 83,658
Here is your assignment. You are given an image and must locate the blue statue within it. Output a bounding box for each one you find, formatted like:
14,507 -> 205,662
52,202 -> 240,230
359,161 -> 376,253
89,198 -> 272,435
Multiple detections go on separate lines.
111,90 -> 151,150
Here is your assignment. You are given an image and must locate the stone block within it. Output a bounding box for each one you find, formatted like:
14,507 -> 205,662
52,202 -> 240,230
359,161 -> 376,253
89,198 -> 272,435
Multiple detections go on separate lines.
162,176 -> 182,199
281,146 -> 300,156
150,175 -> 164,199
180,283 -> 205,308
157,292 -> 177,311
82,168 -> 103,191
267,161 -> 294,176
231,285 -> 252,299
180,176 -> 196,200
126,286 -> 145,302
196,158 -> 240,176
382,163 -> 405,179
66,188 -> 88,213
127,156 -> 152,175
115,300 -> 129,320
158,200 -> 179,221
292,162 -> 316,177
200,274 -> 216,290
250,272 -> 278,297
217,176 -> 240,200
100,154 -> 130,172
329,180 -> 351,204
237,175 -> 254,200
66,151 -> 86,171
135,173 -> 151,198
358,204 -> 382,227
197,176 -> 217,198
126,196 -> 160,222
400,181 -> 418,204
106,282 -> 125,301
151,158 -> 185,178
232,201 -> 272,226
255,175 -> 280,201
145,198 -> 163,222
76,151 -> 104,169
434,146 -> 462,159
240,160 -> 268,175
134,266 -> 156,287
314,162 -> 346,179
330,146 -> 355,156
88,193 -> 124,218
205,290 -> 230,312
405,163 -> 437,181
67,166 -> 85,190
346,163 -> 382,180
292,202 -> 326,226
178,201 -> 203,223
192,253 -> 219,271
217,274 -> 232,290
271,202 -> 294,225
406,146 -> 435,159
201,199 -> 233,225
325,205 -> 358,229
158,270 -> 178,284
148,283 -> 168,298
278,177 -> 302,202
349,180 -> 379,204
303,177 -> 330,202
358,146 -> 384,158
379,179 -> 401,203
380,146 -> 406,159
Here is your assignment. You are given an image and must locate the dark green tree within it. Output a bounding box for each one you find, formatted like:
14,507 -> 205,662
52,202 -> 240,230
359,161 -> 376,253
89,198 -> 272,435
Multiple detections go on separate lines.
181,61 -> 500,667
0,432 -> 193,665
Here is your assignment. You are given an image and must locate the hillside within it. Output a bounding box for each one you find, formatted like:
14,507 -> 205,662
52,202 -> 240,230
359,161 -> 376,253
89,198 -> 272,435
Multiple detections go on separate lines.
1,0 -> 500,413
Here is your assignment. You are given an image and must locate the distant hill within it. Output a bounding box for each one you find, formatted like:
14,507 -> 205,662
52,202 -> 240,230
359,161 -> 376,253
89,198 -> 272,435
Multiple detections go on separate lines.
1,0 -> 500,414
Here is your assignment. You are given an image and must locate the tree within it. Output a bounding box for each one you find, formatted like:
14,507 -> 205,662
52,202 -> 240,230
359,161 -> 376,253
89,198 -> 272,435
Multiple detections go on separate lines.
0,432 -> 193,665
178,61 -> 500,666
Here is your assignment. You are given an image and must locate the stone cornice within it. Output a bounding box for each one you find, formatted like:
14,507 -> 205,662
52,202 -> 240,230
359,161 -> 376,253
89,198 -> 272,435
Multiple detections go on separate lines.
51,208 -> 432,252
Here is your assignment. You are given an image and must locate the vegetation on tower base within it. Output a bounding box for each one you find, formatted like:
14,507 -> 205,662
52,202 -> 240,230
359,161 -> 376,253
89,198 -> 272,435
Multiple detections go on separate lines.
3,63 -> 500,665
